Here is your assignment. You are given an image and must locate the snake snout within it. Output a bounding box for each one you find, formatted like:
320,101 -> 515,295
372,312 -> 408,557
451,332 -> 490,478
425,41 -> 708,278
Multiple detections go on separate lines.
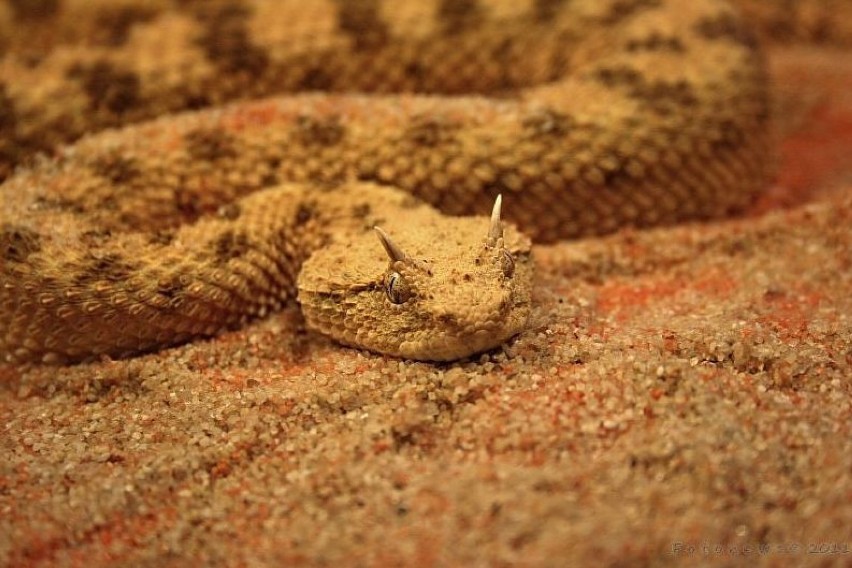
431,289 -> 513,332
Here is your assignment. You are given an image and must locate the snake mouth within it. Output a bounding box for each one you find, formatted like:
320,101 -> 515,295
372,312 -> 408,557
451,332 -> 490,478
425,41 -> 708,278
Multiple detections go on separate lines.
386,304 -> 531,361
407,327 -> 525,361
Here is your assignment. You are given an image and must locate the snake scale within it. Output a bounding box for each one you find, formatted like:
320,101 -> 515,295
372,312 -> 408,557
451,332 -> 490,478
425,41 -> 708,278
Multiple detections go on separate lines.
0,0 -> 770,364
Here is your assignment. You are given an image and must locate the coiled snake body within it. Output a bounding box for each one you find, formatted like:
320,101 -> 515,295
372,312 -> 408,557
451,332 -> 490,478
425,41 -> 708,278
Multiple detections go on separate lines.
0,0 -> 769,364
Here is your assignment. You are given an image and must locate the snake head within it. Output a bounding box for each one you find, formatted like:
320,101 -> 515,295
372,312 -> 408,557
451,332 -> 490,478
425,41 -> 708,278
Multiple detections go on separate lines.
297,194 -> 532,361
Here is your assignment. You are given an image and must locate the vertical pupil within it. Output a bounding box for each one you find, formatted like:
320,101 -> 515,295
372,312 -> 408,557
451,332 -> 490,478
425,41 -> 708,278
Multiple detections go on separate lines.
387,273 -> 400,303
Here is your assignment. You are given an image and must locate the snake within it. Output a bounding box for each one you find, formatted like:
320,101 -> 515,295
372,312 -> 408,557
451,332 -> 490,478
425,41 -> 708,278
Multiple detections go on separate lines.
0,0 -> 770,365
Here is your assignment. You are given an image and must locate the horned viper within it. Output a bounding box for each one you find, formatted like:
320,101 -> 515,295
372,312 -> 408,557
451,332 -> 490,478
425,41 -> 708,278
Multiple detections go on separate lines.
0,0 -> 770,364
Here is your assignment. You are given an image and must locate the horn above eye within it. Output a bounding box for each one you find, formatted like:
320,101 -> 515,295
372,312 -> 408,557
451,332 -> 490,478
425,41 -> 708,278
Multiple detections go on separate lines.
374,226 -> 407,262
486,194 -> 503,248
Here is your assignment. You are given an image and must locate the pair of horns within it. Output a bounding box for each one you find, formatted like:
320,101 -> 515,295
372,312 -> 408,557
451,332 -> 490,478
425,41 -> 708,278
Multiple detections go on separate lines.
374,195 -> 503,261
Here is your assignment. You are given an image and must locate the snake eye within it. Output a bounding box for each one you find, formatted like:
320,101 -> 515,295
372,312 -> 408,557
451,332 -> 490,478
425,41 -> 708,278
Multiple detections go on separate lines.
500,249 -> 515,278
385,271 -> 410,304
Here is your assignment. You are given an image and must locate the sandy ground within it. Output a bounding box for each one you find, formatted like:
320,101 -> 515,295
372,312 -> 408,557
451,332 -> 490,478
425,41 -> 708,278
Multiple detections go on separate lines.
2,47 -> 851,568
